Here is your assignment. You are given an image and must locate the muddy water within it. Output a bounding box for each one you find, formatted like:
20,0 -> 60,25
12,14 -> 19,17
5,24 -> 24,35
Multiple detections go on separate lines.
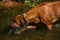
0,24 -> 60,40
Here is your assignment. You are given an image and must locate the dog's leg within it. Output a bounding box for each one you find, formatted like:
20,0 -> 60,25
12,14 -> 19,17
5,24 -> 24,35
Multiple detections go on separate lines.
46,24 -> 52,31
42,19 -> 52,31
27,26 -> 36,29
26,26 -> 37,32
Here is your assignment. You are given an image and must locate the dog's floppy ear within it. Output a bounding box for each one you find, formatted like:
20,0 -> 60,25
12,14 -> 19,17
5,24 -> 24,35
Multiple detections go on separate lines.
20,17 -> 27,28
21,19 -> 25,27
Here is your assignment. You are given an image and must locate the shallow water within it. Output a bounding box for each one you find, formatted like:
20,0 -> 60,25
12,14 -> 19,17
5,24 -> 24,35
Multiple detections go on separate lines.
0,25 -> 60,40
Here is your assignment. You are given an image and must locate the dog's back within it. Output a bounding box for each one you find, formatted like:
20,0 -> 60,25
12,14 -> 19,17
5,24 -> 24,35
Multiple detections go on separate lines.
37,2 -> 60,23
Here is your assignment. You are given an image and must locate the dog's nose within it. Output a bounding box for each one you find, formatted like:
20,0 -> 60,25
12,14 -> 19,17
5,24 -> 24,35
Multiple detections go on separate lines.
11,22 -> 20,28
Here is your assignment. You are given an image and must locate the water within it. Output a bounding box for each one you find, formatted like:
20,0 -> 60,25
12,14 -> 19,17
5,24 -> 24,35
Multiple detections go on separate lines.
0,26 -> 60,40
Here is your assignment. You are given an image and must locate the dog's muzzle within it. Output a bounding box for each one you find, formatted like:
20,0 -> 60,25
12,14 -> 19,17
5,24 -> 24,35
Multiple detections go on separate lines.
8,25 -> 28,35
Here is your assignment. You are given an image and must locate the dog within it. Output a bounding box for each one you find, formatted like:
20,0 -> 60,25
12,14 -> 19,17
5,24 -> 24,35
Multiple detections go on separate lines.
8,1 -> 60,34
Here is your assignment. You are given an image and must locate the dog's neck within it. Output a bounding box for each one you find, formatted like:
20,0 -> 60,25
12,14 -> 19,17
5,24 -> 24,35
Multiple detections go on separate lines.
23,13 -> 40,24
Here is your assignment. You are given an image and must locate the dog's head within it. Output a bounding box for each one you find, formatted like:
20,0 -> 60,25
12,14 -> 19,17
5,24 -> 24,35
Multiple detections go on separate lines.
8,15 -> 27,34
8,14 -> 40,34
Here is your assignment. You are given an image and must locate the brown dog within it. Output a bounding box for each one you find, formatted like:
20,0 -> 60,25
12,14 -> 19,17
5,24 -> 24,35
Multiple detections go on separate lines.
9,2 -> 60,34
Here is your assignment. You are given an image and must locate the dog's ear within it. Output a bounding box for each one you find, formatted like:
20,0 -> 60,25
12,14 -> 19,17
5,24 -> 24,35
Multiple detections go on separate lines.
13,15 -> 22,25
20,18 -> 26,27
